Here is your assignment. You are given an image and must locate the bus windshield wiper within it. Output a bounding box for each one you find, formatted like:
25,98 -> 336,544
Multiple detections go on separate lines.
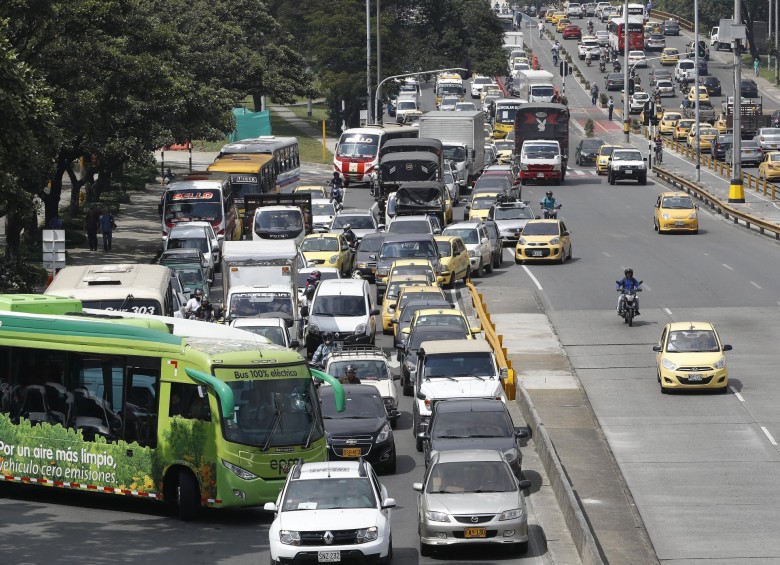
261,394 -> 283,451
118,294 -> 135,311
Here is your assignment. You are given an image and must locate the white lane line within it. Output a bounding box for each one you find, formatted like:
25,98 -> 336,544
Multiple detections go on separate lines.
663,307 -> 673,316
722,264 -> 733,270
761,426 -> 778,446
643,284 -> 651,291
602,251 -> 611,257
522,265 -> 543,290
750,281 -> 762,289
730,386 -> 744,401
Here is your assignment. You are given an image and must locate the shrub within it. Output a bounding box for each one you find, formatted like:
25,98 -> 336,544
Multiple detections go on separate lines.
585,118 -> 595,137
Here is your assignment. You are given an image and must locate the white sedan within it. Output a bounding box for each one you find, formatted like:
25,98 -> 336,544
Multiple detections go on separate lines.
629,91 -> 651,113
655,79 -> 675,97
439,96 -> 460,111
628,50 -> 648,67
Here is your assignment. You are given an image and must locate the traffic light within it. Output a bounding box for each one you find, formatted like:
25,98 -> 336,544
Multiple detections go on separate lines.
558,62 -> 574,77
568,63 -> 573,75
642,101 -> 653,125
628,78 -> 635,96
698,43 -> 706,58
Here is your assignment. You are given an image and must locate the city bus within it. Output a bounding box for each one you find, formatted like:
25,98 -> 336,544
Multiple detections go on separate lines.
608,17 -> 645,51
45,264 -> 176,317
492,98 -> 525,139
626,3 -> 647,23
160,171 -> 241,243
333,125 -> 419,185
0,294 -> 344,519
218,136 -> 301,193
207,153 -> 278,226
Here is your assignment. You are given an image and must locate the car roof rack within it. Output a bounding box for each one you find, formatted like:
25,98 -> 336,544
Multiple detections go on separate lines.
328,345 -> 388,359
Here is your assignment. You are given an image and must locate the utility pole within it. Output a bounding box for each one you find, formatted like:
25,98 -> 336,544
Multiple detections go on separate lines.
729,1 -> 745,202
376,0 -> 382,123
366,0 -> 373,125
623,0 -> 630,142
695,0 -> 701,182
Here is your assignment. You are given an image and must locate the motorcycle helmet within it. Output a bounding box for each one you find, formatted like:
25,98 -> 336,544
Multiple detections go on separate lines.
311,270 -> 321,280
193,289 -> 203,299
625,268 -> 633,276
306,274 -> 317,284
345,364 -> 357,375
546,190 -> 553,197
332,171 -> 340,178
343,224 -> 351,230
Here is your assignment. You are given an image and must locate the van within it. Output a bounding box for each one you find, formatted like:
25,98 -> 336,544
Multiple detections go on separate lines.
395,97 -> 420,124
305,279 -> 379,357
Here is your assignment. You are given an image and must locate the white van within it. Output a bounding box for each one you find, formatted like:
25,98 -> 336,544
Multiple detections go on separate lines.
304,279 -> 379,357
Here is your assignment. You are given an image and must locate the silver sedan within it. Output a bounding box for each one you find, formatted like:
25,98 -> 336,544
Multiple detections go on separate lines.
414,449 -> 532,556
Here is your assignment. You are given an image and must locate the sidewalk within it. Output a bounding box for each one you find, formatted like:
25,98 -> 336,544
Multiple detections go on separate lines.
268,105 -> 340,154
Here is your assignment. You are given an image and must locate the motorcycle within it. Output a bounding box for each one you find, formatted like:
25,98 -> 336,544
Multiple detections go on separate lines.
617,282 -> 642,327
613,61 -> 621,72
599,59 -> 606,73
586,55 -> 592,67
540,202 -> 562,219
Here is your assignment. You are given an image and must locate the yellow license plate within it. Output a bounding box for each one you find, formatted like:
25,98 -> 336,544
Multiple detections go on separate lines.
342,448 -> 362,457
464,527 -> 486,538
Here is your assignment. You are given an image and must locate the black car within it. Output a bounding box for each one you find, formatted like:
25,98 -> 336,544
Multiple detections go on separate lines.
697,59 -> 709,76
398,325 -> 470,396
663,19 -> 680,35
741,79 -> 759,98
419,398 -> 530,477
392,298 -> 453,352
353,232 -> 385,282
605,72 -> 624,91
575,138 -> 605,165
319,385 -> 398,473
701,76 -> 721,96
711,134 -> 733,161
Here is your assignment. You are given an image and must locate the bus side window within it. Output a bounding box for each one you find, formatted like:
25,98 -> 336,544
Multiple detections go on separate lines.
170,382 -> 211,422
124,364 -> 160,448
69,355 -> 125,442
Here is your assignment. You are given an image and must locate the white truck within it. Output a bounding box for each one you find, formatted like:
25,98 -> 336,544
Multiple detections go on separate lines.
516,70 -> 556,103
709,26 -> 731,51
418,110 -> 485,186
224,283 -> 301,340
518,139 -> 564,185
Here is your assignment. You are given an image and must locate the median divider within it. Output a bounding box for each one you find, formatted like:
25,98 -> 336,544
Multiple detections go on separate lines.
464,280 -> 605,565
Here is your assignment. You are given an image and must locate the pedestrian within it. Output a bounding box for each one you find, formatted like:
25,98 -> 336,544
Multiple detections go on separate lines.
754,58 -> 760,77
98,208 -> 115,251
84,207 -> 100,251
607,96 -> 614,120
591,84 -> 599,105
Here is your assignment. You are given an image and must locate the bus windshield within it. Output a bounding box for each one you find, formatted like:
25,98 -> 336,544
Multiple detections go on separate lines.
230,175 -> 261,199
495,106 -> 522,124
337,133 -> 380,158
164,190 -> 221,224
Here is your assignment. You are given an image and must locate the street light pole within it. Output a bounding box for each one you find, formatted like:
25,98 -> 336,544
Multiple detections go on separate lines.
730,0 -> 745,203
376,0 -> 382,108
695,0 -> 701,182
366,0 -> 373,125
623,0 -> 630,142
374,68 -> 467,126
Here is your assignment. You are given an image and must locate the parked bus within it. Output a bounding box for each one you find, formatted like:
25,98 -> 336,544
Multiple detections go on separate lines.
333,125 -> 419,185
492,98 -> 525,139
44,264 -> 176,317
626,3 -> 647,23
218,136 -> 301,193
207,153 -> 277,226
608,17 -> 644,51
0,294 -> 344,519
160,171 -> 241,243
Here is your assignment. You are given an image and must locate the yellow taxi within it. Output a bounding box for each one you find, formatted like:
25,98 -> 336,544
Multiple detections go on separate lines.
300,233 -> 353,276
407,308 -> 479,339
293,185 -> 329,198
556,18 -> 571,32
389,258 -> 437,286
673,118 -> 696,141
758,151 -> 780,181
480,85 -> 501,102
442,187 -> 454,224
434,235 -> 470,287
687,125 -> 718,150
382,274 -> 431,333
687,85 -> 710,103
494,140 -> 514,164
658,112 -> 682,135
645,22 -> 662,34
653,191 -> 698,234
714,113 -> 729,134
545,9 -> 560,22
654,321 -> 732,393
596,144 -> 622,174
392,285 -> 447,336
467,192 -> 500,221
550,11 -> 567,24
515,219 -> 572,264
660,47 -> 679,65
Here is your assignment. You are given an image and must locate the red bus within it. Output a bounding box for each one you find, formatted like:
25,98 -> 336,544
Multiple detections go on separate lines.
608,17 -> 644,52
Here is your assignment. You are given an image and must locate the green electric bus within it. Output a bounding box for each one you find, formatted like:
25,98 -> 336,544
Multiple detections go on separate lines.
0,294 -> 343,519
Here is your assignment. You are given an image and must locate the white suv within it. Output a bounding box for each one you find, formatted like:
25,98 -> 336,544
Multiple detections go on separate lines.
470,76 -> 495,99
442,222 -> 493,277
567,2 -> 583,17
265,460 -> 395,564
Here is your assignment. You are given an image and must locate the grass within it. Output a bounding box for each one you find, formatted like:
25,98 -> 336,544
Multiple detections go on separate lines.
269,109 -> 334,164
287,102 -> 330,129
740,53 -> 780,84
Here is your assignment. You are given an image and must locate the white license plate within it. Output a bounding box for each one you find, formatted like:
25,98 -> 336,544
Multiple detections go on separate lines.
318,551 -> 341,562
687,374 -> 703,382
624,170 -> 633,174
531,250 -> 544,257
537,172 -> 545,178
675,221 -> 686,227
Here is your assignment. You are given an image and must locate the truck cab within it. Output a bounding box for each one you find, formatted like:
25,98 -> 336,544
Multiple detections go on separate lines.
518,139 -> 563,185
252,205 -> 306,245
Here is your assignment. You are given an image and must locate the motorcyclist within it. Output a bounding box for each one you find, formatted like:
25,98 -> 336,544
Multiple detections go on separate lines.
330,172 -> 343,205
586,50 -> 593,66
311,332 -> 335,366
163,168 -> 176,185
342,224 -> 358,249
540,191 -> 560,218
196,297 -> 217,322
654,133 -> 663,163
184,289 -> 203,317
613,59 -> 621,72
616,268 -> 641,316
587,19 -> 594,34
538,21 -> 544,38
599,57 -> 606,73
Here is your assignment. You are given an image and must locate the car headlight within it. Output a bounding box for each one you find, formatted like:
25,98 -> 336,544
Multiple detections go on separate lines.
356,526 -> 378,543
662,358 -> 678,371
329,255 -> 339,263
662,213 -> 670,219
550,237 -> 560,245
354,323 -> 367,335
517,237 -> 527,245
689,212 -> 697,219
502,447 -> 519,463
425,511 -> 450,522
469,249 -> 478,257
499,508 -> 524,521
356,261 -> 367,268
222,459 -> 258,480
280,530 -> 302,545
713,357 -> 726,369
376,422 -> 391,443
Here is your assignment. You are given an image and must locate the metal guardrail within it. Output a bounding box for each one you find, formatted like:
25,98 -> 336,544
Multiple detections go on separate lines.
648,9 -> 694,32
465,281 -> 516,400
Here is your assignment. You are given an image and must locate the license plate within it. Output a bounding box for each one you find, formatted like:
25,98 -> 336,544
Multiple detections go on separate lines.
464,527 -> 487,538
531,250 -> 544,257
687,374 -> 703,382
342,447 -> 362,457
536,173 -> 545,178
318,551 -> 341,562
675,221 -> 685,226
349,163 -> 358,172
624,170 -> 633,174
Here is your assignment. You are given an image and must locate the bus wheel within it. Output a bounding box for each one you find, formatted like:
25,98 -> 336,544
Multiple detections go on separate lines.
176,469 -> 201,521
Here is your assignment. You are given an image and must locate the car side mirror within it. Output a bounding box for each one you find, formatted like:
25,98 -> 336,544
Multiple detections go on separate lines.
381,497 -> 397,509
515,428 -> 531,439
412,482 -> 423,492
417,432 -> 429,440
416,391 -> 427,400
263,502 -> 277,512
722,344 -> 733,351
370,308 -> 381,316
652,345 -> 662,352
290,339 -> 300,348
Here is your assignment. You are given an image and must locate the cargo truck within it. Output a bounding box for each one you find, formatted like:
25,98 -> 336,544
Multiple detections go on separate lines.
419,111 -> 485,188
513,103 -> 570,180
244,193 -> 312,245
516,70 -> 556,103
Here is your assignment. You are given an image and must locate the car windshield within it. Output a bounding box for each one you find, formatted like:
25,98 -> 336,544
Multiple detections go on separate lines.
426,461 -> 516,494
742,142 -> 760,149
612,151 -> 642,161
229,292 -> 293,317
522,222 -> 560,236
443,146 -> 467,161
387,220 -> 430,234
600,147 -> 618,156
495,141 -> 513,151
387,280 -> 427,299
398,101 -> 416,110
174,265 -> 205,287
328,359 -> 389,381
224,375 -> 321,448
302,237 -> 340,252
414,313 -> 468,332
666,330 -> 720,352
332,215 -> 375,229
476,176 -> 511,189
312,295 -> 366,317
770,153 -> 780,161
433,411 -> 512,438
167,236 -> 208,254
357,236 -> 383,253
495,206 -> 534,220
436,240 -> 452,255
762,128 -> 780,135
391,265 -> 434,280
523,144 -> 559,158
662,196 -> 694,209
312,203 -> 335,215
240,325 -> 286,346
255,210 -> 303,232
399,291 -> 444,312
282,477 -> 376,511
321,391 -> 385,419
380,240 -> 437,259
423,352 -> 494,378
444,228 -> 480,244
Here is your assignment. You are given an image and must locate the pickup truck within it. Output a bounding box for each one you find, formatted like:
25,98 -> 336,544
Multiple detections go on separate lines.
518,139 -> 564,185
607,148 -> 648,185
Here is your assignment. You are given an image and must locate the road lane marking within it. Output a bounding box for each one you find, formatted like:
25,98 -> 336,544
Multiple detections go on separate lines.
750,281 -> 762,289
722,264 -> 733,270
730,386 -> 744,401
522,265 -> 543,290
602,251 -> 611,257
761,426 -> 778,446
663,307 -> 673,316
643,284 -> 651,291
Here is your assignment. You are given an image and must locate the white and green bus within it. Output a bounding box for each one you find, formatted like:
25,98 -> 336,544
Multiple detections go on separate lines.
0,294 -> 343,519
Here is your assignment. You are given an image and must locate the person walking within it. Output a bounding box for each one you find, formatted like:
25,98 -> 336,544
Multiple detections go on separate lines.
98,208 -> 115,251
607,96 -> 614,120
754,58 -> 760,77
84,207 -> 100,251
591,84 -> 599,105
